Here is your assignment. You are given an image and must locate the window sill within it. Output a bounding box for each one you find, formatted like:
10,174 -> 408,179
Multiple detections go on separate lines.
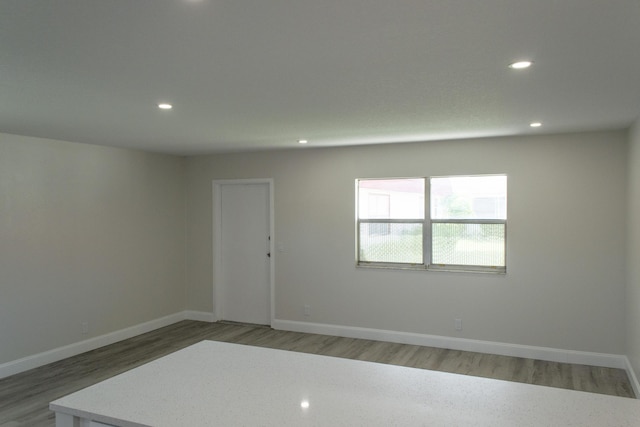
356,263 -> 506,275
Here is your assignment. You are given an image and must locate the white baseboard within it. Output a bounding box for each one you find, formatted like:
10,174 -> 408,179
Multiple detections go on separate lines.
0,311 -> 204,380
272,319 -> 629,371
3,312 -> 637,399
184,310 -> 216,322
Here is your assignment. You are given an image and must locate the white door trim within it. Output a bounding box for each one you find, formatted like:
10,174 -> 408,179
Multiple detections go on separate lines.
212,179 -> 275,326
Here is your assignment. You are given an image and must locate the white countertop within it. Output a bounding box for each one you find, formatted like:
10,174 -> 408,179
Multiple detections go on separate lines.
50,340 -> 640,426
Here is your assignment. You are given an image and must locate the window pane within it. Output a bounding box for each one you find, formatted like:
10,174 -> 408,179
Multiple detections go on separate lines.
431,176 -> 506,220
432,223 -> 505,266
358,179 -> 424,219
359,223 -> 422,263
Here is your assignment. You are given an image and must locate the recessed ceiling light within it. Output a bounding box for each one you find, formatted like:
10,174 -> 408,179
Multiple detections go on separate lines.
158,103 -> 173,110
298,139 -> 308,144
509,61 -> 533,70
530,122 -> 542,128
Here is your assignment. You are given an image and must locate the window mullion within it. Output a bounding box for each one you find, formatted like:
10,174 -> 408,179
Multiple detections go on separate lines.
430,219 -> 506,224
425,177 -> 431,268
358,219 -> 424,224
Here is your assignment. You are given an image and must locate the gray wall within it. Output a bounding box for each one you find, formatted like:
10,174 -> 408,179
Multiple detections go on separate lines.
0,133 -> 186,365
627,118 -> 640,378
186,130 -> 628,354
1,128 -> 631,367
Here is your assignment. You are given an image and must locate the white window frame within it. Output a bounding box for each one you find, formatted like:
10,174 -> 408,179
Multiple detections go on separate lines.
356,175 -> 507,274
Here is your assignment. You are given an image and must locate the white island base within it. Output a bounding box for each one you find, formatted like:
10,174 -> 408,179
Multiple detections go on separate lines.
50,340 -> 640,426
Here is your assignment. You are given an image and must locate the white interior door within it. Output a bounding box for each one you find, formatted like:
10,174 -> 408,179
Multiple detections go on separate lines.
216,182 -> 271,325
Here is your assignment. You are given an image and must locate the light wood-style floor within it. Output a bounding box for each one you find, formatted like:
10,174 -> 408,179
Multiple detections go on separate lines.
0,320 -> 635,426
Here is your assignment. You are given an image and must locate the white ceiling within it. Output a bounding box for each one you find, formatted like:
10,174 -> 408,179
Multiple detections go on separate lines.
1,0 -> 639,155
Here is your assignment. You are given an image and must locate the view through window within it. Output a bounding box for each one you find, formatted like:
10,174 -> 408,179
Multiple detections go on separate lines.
357,175 -> 507,272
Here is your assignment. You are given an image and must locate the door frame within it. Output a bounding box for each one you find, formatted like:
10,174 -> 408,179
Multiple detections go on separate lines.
212,179 -> 275,325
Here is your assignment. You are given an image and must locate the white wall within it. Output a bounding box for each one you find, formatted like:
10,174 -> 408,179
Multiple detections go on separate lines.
186,130 -> 628,354
627,118 -> 640,378
0,133 -> 186,365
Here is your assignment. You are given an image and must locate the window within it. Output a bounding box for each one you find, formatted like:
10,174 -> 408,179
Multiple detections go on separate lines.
357,179 -> 424,264
357,175 -> 507,273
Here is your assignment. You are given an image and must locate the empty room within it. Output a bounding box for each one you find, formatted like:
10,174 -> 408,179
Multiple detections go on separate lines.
2,0 -> 640,426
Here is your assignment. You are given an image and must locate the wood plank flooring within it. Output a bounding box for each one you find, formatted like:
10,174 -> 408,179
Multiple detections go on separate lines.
0,320 -> 635,426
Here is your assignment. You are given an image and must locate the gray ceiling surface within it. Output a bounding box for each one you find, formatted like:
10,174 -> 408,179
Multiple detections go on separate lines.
1,0 -> 639,155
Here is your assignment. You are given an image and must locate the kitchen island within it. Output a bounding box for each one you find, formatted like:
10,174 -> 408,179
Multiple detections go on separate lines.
51,340 -> 640,426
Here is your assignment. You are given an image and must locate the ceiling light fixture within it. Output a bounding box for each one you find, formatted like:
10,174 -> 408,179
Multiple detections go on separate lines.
298,139 -> 308,144
158,103 -> 173,110
509,61 -> 533,70
530,122 -> 542,128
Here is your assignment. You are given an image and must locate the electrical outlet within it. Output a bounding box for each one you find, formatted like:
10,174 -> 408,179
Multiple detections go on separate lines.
81,321 -> 89,334
303,305 -> 311,317
454,318 -> 462,331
